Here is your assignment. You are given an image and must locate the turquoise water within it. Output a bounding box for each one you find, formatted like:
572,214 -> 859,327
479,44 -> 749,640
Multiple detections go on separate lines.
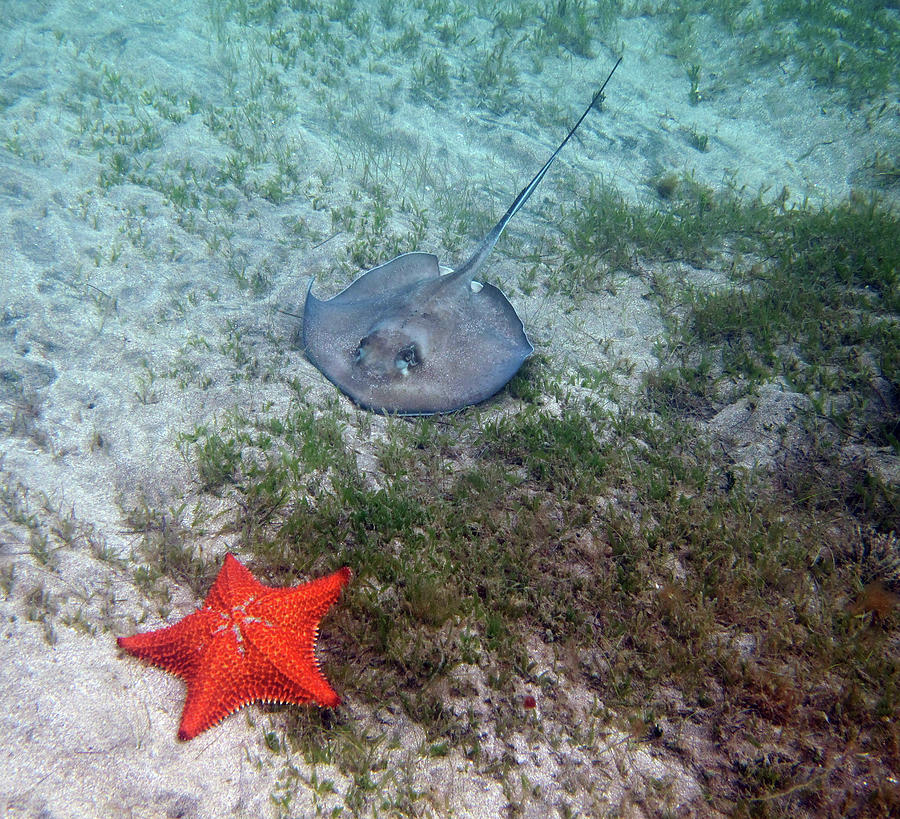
1,0 -> 894,397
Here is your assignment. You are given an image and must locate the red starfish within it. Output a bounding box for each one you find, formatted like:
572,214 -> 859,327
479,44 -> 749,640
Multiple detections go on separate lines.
118,553 -> 351,740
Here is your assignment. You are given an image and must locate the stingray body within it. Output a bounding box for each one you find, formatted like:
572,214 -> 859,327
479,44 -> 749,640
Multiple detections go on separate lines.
303,58 -> 621,415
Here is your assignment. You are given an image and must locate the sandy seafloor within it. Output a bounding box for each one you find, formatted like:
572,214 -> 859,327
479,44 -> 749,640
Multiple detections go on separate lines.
0,1 -> 896,817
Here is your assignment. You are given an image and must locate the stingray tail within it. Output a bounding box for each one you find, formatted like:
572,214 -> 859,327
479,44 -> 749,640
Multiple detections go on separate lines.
451,56 -> 622,284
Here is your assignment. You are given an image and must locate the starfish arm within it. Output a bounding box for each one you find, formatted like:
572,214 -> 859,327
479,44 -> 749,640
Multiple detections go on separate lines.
205,552 -> 268,610
117,608 -> 218,680
244,621 -> 342,708
255,567 -> 352,632
243,568 -> 350,708
177,626 -> 255,740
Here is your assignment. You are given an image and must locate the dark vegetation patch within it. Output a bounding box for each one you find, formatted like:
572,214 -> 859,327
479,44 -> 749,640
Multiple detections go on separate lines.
142,371 -> 898,815
556,176 -> 898,464
641,186 -> 898,538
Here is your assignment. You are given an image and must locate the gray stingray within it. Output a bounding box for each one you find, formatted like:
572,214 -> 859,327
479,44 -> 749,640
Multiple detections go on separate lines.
303,58 -> 621,415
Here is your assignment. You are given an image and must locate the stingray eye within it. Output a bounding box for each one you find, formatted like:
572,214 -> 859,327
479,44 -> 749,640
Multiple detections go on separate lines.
354,338 -> 368,362
395,344 -> 421,373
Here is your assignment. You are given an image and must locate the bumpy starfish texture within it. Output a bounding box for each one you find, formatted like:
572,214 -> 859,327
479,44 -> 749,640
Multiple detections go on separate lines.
118,553 -> 351,740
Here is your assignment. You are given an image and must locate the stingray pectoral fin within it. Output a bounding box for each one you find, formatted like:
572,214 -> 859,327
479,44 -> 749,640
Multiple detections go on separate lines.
445,281 -> 533,406
315,252 -> 441,306
476,283 -> 533,357
301,282 -> 359,385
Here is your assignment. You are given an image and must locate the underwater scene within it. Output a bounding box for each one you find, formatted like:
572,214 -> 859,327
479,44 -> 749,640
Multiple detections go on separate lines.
0,0 -> 897,816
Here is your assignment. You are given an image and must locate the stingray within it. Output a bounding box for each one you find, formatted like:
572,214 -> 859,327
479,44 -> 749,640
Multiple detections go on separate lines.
303,58 -> 621,415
